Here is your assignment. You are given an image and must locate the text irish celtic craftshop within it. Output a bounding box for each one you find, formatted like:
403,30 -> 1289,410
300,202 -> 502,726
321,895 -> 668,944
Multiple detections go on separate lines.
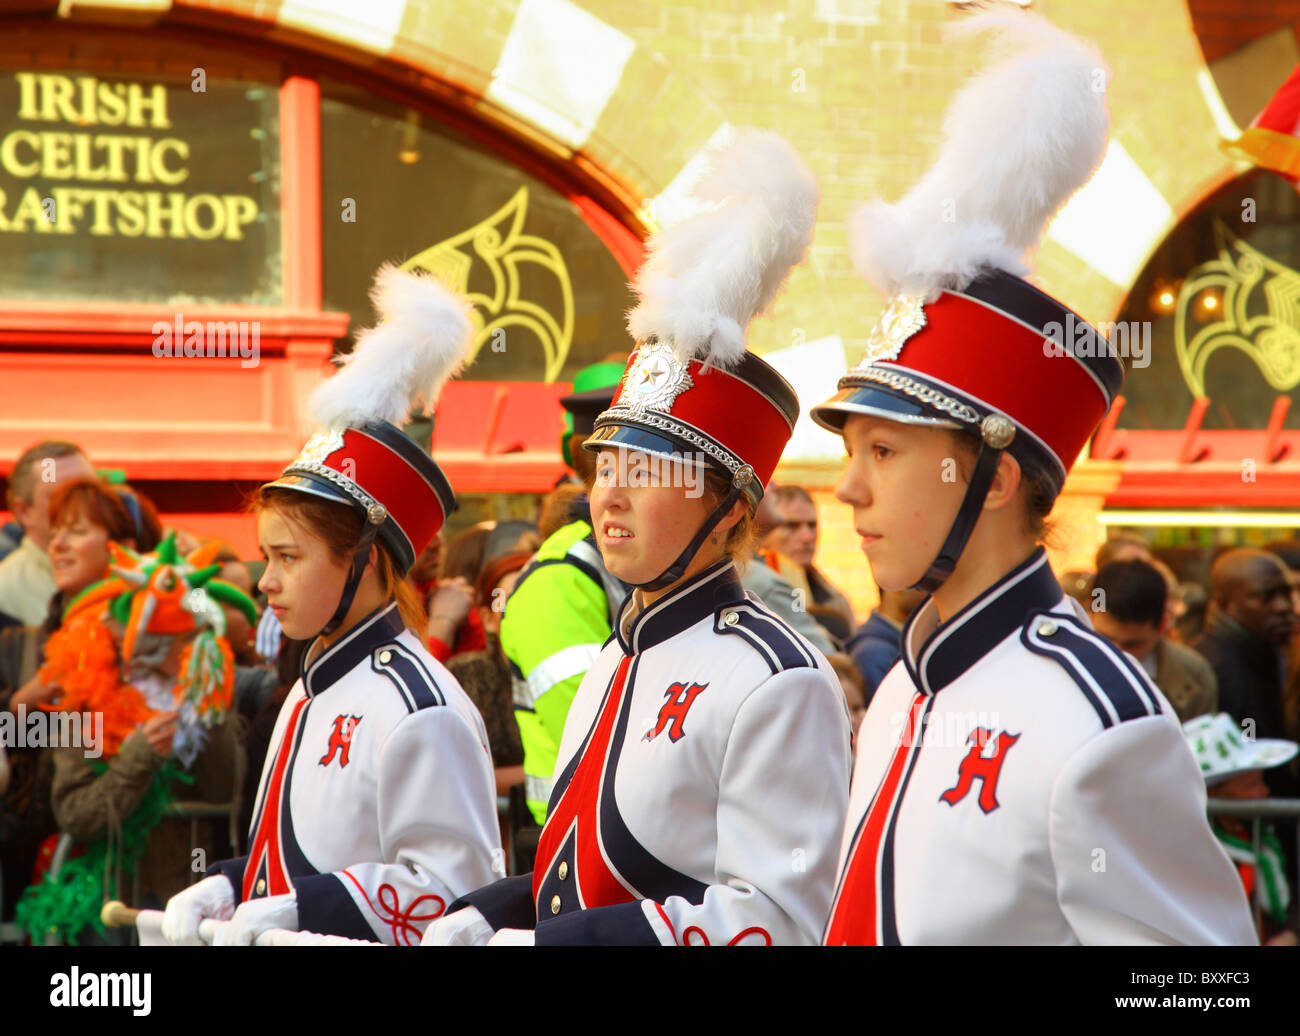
0,72 -> 259,240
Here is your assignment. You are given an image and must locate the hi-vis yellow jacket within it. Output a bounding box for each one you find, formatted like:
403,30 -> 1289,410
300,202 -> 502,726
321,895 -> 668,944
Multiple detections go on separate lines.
501,520 -> 624,824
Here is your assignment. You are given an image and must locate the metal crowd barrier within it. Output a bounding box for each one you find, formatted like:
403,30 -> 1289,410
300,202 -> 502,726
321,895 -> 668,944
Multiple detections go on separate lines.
1205,798 -> 1300,939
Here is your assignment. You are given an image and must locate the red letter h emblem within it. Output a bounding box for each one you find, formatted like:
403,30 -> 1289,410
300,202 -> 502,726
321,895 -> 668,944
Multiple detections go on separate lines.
645,683 -> 708,743
939,727 -> 1020,814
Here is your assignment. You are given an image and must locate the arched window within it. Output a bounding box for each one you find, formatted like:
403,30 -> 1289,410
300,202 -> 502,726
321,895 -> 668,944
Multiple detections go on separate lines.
1113,168 -> 1300,434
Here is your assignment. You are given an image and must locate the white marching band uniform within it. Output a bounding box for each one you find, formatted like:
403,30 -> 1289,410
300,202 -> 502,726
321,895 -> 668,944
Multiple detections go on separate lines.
425,128 -> 854,946
823,550 -> 1256,945
444,560 -> 851,945
206,604 -> 500,945
162,264 -> 503,946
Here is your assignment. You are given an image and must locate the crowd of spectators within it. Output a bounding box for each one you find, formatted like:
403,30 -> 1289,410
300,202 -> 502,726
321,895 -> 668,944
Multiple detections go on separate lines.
1,436 -> 1295,945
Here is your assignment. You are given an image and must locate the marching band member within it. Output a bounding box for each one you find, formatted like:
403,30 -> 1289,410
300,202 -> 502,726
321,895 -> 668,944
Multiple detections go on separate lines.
423,130 -> 852,946
162,266 -> 501,946
814,11 -> 1255,945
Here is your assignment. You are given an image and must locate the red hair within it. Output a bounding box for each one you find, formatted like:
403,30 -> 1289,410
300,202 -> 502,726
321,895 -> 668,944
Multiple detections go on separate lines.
475,550 -> 534,605
48,479 -> 162,551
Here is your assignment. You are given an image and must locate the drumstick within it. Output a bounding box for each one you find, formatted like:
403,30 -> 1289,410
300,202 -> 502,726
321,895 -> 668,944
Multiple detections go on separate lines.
101,900 -> 140,928
103,903 -> 379,945
101,902 -> 247,942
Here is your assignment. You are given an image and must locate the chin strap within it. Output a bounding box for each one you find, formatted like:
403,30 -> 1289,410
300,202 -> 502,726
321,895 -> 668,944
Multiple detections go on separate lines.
633,464 -> 755,593
910,416 -> 1017,595
320,520 -> 383,637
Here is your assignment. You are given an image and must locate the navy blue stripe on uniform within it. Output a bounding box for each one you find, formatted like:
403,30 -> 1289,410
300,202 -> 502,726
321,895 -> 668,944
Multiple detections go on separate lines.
1020,611 -> 1161,729
536,656 -> 709,908
716,603 -> 816,673
388,642 -> 448,706
547,662 -> 621,815
880,696 -> 934,946
595,654 -> 710,905
278,698 -> 320,882
294,872 -> 375,942
371,644 -> 445,711
1086,624 -> 1164,715
1051,618 -> 1162,719
246,698 -> 305,841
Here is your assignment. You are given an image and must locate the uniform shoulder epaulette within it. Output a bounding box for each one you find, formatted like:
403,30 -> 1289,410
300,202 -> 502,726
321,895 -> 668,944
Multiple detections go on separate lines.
370,640 -> 447,712
1020,609 -> 1162,729
713,601 -> 817,675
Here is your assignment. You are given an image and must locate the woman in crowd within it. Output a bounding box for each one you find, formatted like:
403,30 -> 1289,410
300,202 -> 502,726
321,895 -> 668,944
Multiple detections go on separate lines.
5,480 -> 240,941
161,265 -> 500,946
423,130 -> 852,946
424,523 -> 492,663
1,481 -> 160,927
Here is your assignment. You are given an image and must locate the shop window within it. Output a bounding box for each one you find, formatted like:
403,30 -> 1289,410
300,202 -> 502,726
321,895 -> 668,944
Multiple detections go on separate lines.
0,40 -> 282,305
319,77 -> 636,383
1115,169 -> 1300,431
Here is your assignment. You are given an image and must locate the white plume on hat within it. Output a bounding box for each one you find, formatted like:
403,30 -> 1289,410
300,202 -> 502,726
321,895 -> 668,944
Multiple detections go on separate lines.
627,129 -> 820,368
850,9 -> 1110,300
310,264 -> 476,430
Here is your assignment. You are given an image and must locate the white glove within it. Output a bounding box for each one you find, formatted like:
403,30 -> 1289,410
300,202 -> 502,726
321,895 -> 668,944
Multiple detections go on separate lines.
162,874 -> 235,946
487,927 -> 535,946
420,907 -> 494,947
216,891 -> 298,946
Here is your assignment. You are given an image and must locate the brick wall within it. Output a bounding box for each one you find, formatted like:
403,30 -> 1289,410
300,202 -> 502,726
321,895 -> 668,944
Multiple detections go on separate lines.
1187,0 -> 1300,63
35,0 -> 1252,621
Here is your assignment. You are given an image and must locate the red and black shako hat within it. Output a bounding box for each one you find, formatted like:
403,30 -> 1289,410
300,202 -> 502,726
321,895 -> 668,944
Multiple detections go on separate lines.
266,264 -> 474,632
811,10 -> 1121,592
585,129 -> 818,590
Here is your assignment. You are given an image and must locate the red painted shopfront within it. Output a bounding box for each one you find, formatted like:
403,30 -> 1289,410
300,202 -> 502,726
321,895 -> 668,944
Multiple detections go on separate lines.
0,18 -> 643,557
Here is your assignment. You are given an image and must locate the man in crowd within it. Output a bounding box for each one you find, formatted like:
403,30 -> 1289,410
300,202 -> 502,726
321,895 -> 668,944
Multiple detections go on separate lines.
743,493 -> 836,656
1090,559 -> 1217,723
1193,548 -> 1297,800
0,441 -> 96,626
762,484 -> 855,639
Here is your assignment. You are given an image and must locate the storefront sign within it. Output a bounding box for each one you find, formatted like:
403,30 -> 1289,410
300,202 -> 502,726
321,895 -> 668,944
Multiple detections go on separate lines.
0,69 -> 280,303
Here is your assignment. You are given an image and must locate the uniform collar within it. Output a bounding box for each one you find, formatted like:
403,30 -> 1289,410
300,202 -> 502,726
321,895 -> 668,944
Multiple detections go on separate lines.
902,547 -> 1063,696
301,601 -> 404,697
615,559 -> 745,655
